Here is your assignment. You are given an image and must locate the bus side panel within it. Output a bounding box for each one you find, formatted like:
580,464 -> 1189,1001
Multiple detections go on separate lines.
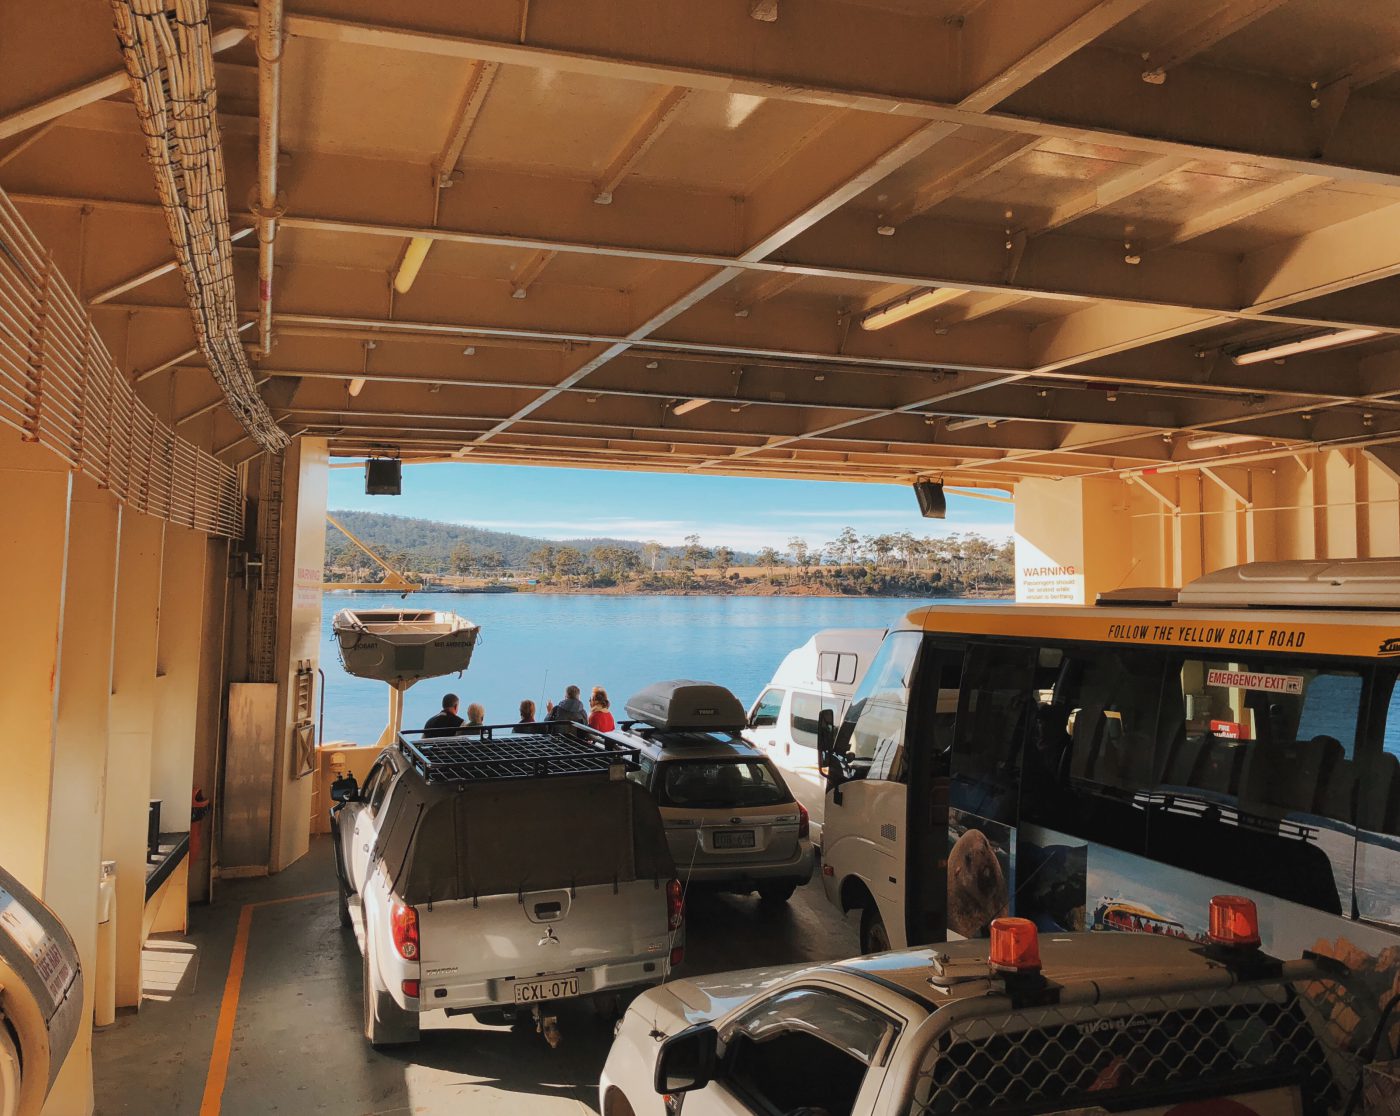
820,781 -> 907,947
1018,823 -> 1400,1063
946,643 -> 1037,938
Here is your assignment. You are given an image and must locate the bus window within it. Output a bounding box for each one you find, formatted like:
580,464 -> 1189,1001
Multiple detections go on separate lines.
1359,672 -> 1400,838
1020,644 -> 1162,854
834,631 -> 920,783
951,643 -> 1036,826
1164,658 -> 1360,821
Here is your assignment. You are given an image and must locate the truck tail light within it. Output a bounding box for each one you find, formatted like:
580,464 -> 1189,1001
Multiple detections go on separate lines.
797,803 -> 809,839
401,979 -> 420,998
666,878 -> 684,932
1208,895 -> 1260,948
988,917 -> 1041,974
391,901 -> 420,960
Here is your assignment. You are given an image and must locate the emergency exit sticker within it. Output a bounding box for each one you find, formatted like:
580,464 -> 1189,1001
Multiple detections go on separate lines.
1206,668 -> 1304,695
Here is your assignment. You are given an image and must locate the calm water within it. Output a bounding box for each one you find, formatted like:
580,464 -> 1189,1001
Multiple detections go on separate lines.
319,591 -> 968,744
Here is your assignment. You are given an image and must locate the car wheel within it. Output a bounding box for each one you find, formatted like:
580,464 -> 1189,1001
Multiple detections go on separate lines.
362,944 -> 419,1046
860,905 -> 891,954
756,879 -> 797,904
337,878 -> 353,929
603,1088 -> 637,1116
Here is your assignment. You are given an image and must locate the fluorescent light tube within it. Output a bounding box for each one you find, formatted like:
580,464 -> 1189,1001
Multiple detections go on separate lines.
944,415 -> 994,432
673,398 -> 710,415
1185,432 -> 1257,451
393,237 -> 433,294
860,287 -> 964,331
1230,328 -> 1380,365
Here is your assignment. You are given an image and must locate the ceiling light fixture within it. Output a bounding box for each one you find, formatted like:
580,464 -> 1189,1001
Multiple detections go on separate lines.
1229,327 -> 1381,366
1185,432 -> 1259,452
944,415 -> 996,432
859,287 -> 964,331
393,237 -> 433,294
673,398 -> 710,416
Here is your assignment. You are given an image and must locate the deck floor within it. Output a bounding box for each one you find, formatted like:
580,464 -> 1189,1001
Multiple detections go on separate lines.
92,836 -> 858,1115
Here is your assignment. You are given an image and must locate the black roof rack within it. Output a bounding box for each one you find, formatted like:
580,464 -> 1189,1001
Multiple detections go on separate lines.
396,723 -> 639,783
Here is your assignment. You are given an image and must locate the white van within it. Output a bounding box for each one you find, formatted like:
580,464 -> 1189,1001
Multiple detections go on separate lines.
746,628 -> 885,845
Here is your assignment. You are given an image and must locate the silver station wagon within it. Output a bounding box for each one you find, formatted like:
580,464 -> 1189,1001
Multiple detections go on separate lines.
613,680 -> 815,904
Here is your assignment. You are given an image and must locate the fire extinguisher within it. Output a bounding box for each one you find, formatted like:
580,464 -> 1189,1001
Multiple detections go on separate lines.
190,788 -> 211,861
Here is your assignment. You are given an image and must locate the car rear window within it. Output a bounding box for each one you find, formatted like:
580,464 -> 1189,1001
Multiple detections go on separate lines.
656,759 -> 790,809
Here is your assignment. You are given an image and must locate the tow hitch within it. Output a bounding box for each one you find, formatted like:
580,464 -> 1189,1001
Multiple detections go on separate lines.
532,1004 -> 562,1048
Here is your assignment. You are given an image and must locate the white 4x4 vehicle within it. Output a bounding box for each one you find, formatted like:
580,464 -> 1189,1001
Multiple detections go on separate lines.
330,725 -> 682,1046
601,900 -> 1345,1116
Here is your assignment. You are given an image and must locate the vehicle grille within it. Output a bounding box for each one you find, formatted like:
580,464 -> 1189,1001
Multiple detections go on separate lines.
908,986 -> 1336,1115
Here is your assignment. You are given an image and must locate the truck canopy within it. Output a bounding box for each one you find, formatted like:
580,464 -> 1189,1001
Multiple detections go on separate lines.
375,773 -> 675,904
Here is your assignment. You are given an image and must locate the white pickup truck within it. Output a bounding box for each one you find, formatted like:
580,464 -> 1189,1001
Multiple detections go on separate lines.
330,724 -> 683,1046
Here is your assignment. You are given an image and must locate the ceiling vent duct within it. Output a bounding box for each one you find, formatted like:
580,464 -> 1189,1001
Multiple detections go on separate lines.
108,0 -> 289,454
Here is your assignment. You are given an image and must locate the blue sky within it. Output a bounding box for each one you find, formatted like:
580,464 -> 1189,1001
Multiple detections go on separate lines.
328,461 -> 1013,552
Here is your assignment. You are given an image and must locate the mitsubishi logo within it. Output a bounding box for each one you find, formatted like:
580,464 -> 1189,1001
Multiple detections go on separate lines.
538,926 -> 560,947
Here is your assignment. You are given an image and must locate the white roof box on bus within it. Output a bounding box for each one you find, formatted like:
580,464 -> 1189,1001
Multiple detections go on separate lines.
624,679 -> 747,733
1178,558 -> 1400,609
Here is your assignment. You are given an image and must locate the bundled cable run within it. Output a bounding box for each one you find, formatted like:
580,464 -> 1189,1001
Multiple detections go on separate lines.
108,0 -> 288,452
0,186 -> 244,537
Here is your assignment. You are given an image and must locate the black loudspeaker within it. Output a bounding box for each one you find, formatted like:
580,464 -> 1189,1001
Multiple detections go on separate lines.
913,480 -> 946,519
365,458 -> 402,496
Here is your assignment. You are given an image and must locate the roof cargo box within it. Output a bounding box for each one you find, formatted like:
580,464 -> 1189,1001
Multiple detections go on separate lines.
624,679 -> 746,732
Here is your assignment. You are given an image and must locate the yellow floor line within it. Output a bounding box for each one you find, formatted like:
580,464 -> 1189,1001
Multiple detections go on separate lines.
199,891 -> 335,1116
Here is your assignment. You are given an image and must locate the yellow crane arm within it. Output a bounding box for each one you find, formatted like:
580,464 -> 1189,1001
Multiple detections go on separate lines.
324,513 -> 420,592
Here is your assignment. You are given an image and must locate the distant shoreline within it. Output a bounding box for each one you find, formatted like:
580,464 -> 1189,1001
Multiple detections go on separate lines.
326,582 -> 1012,601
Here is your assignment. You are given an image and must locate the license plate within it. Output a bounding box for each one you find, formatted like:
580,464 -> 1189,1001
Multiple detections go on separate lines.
714,830 -> 755,849
513,975 -> 580,1004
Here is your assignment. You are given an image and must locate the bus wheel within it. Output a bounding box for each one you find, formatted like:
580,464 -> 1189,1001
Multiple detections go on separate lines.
860,906 -> 891,954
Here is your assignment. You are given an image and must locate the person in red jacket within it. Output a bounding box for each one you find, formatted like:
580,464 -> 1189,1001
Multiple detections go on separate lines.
588,686 -> 616,732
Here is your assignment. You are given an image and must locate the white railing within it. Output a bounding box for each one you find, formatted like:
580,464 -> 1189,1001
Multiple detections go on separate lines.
0,186 -> 244,538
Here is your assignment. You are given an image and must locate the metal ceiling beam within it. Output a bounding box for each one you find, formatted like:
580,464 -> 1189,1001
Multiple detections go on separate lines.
1139,0 -> 1293,83
0,25 -> 249,141
1152,174 -> 1328,250
90,227 -> 255,305
593,86 -> 691,205
435,60 -> 499,188
884,135 -> 1040,227
1027,154 -> 1193,234
203,2 -> 1400,188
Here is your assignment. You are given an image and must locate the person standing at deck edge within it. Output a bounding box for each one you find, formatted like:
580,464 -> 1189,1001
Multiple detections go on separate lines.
423,693 -> 465,738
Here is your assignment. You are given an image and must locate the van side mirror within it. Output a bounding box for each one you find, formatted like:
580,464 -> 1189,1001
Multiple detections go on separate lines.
654,1023 -> 718,1095
816,708 -> 836,775
329,773 -> 359,803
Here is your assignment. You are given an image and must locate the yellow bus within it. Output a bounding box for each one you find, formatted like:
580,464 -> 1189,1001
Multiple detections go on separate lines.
818,559 -> 1400,1059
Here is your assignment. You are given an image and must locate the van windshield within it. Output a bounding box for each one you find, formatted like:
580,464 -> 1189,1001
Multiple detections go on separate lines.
656,759 -> 790,809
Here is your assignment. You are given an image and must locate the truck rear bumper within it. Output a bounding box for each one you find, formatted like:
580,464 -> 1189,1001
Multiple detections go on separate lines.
408,956 -> 667,1013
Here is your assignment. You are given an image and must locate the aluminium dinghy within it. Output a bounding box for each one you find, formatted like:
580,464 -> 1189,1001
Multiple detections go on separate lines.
332,608 -> 479,689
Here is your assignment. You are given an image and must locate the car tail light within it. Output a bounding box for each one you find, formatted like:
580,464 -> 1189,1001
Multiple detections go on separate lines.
391,901 -> 419,960
1208,895 -> 1260,948
666,878 -> 684,932
988,917 -> 1041,974
797,803 -> 809,839
401,979 -> 420,998
670,944 -> 684,967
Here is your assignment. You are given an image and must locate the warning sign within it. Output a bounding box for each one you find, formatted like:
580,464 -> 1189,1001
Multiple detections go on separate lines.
1206,668 -> 1304,695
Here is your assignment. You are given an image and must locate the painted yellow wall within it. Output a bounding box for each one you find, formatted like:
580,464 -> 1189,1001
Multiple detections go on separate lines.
270,438 -> 329,871
103,511 -> 164,1009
